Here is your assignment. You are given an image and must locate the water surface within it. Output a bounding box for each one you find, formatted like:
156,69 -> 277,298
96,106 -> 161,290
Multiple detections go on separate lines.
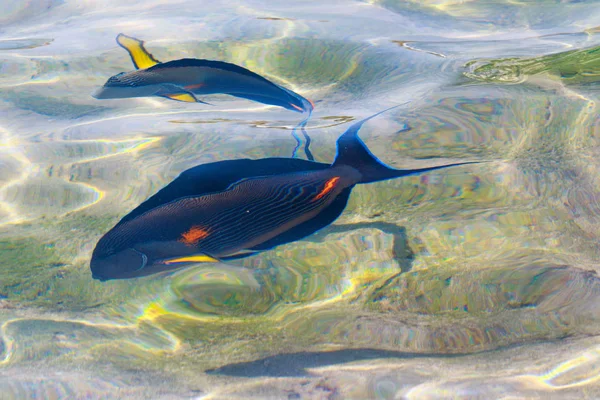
2,0 -> 600,398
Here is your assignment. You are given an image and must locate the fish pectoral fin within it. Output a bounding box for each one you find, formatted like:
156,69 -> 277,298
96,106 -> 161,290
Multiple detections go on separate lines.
116,33 -> 161,69
161,254 -> 220,265
195,98 -> 213,106
162,250 -> 258,265
160,91 -> 214,105
161,92 -> 200,103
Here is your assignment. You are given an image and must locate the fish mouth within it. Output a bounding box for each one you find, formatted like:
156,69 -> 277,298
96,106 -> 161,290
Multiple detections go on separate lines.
91,86 -> 130,99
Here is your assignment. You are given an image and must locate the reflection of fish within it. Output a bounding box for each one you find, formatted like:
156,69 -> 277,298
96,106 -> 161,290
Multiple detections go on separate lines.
92,34 -> 313,113
91,107 -> 479,281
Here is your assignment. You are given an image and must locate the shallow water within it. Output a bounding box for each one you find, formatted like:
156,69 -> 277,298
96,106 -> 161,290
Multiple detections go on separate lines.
2,0 -> 600,398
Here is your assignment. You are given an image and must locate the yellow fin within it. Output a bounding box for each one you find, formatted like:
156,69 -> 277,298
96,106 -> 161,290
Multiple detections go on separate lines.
163,93 -> 198,103
116,33 -> 160,70
162,255 -> 219,265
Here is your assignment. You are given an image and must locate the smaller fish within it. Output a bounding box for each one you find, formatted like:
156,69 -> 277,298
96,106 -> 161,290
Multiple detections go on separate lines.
92,34 -> 314,113
90,106 -> 482,281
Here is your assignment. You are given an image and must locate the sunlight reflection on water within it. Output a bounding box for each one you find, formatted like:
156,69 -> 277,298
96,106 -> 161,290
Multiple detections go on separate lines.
2,0 -> 600,398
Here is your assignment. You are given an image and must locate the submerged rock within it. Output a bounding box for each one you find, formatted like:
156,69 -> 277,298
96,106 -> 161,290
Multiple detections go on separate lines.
168,227 -> 407,317
284,264 -> 600,354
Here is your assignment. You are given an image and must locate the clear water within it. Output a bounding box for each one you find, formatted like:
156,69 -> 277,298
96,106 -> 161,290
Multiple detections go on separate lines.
2,0 -> 600,398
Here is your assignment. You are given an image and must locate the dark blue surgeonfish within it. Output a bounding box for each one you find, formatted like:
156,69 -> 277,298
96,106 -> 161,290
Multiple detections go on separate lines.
92,34 -> 314,113
90,107 -> 480,281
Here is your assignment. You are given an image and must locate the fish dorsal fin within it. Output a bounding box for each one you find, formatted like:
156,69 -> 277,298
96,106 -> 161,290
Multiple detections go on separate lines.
116,33 -> 161,70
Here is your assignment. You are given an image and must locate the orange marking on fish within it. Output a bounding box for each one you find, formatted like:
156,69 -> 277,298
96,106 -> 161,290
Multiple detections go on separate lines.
290,103 -> 304,112
307,97 -> 315,109
184,83 -> 205,90
179,226 -> 210,246
313,177 -> 340,201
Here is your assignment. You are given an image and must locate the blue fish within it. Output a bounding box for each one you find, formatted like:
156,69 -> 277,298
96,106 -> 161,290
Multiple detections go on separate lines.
90,107 -> 479,281
92,34 -> 314,113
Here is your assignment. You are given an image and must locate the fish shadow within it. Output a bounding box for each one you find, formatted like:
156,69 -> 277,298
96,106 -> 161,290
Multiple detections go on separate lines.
205,339 -> 561,378
205,348 -> 454,377
208,223 -> 418,378
307,221 -> 414,273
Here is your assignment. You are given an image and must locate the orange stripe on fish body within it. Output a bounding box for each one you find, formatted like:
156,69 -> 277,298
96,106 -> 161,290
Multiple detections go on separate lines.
290,103 -> 303,112
179,226 -> 210,246
313,177 -> 340,202
184,83 -> 205,90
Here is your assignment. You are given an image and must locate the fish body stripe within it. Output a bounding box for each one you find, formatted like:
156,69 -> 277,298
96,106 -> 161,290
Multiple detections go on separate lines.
184,83 -> 205,90
313,177 -> 340,201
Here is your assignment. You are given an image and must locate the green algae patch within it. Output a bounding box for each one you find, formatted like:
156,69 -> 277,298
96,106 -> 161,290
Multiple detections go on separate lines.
0,215 -> 157,310
0,238 -> 65,299
0,234 -> 102,309
464,45 -> 600,84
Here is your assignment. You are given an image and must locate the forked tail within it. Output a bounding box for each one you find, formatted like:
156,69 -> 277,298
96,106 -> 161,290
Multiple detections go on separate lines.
333,105 -> 481,183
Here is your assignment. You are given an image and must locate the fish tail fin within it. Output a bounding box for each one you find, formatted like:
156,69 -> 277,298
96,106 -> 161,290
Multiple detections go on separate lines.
333,105 -> 480,183
116,33 -> 161,69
